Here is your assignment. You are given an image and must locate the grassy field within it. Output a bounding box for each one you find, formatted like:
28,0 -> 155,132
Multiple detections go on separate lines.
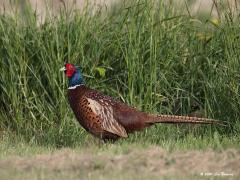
0,138 -> 240,179
0,0 -> 240,179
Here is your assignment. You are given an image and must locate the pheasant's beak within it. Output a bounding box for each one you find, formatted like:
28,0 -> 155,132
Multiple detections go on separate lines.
60,67 -> 66,71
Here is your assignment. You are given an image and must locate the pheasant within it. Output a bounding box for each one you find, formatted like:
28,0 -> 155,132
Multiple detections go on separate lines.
60,63 -> 225,141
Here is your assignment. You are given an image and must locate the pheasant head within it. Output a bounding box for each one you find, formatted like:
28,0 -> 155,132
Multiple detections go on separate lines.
60,63 -> 84,88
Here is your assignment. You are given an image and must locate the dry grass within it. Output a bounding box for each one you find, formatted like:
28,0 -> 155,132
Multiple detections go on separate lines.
0,146 -> 239,179
1,0 -> 239,23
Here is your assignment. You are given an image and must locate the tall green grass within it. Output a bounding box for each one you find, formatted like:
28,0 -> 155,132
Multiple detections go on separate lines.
0,0 -> 240,147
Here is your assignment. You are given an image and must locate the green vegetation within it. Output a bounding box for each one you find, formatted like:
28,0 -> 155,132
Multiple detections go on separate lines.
0,0 -> 240,149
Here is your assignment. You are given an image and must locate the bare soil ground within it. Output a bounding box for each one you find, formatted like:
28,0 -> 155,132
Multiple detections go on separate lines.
0,147 -> 239,179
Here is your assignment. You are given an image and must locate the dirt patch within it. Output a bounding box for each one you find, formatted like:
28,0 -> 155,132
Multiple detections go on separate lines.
0,147 -> 239,178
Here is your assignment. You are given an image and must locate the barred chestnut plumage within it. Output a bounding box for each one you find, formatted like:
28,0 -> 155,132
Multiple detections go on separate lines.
61,63 -> 226,141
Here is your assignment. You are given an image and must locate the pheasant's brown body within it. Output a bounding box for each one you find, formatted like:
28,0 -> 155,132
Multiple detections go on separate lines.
68,85 -> 223,141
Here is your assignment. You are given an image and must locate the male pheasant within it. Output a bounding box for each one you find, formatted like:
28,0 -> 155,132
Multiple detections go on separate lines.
60,63 -> 225,141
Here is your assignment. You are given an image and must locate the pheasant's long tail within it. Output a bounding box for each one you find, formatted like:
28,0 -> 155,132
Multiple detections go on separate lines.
147,114 -> 227,126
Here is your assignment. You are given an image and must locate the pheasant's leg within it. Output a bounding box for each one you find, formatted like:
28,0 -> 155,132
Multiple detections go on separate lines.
98,133 -> 103,147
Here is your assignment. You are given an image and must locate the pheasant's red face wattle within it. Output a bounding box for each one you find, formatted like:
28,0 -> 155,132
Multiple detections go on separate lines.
65,63 -> 76,77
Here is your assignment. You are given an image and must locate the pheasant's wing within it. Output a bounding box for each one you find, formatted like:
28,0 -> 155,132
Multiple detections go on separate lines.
86,90 -> 150,133
85,96 -> 128,138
